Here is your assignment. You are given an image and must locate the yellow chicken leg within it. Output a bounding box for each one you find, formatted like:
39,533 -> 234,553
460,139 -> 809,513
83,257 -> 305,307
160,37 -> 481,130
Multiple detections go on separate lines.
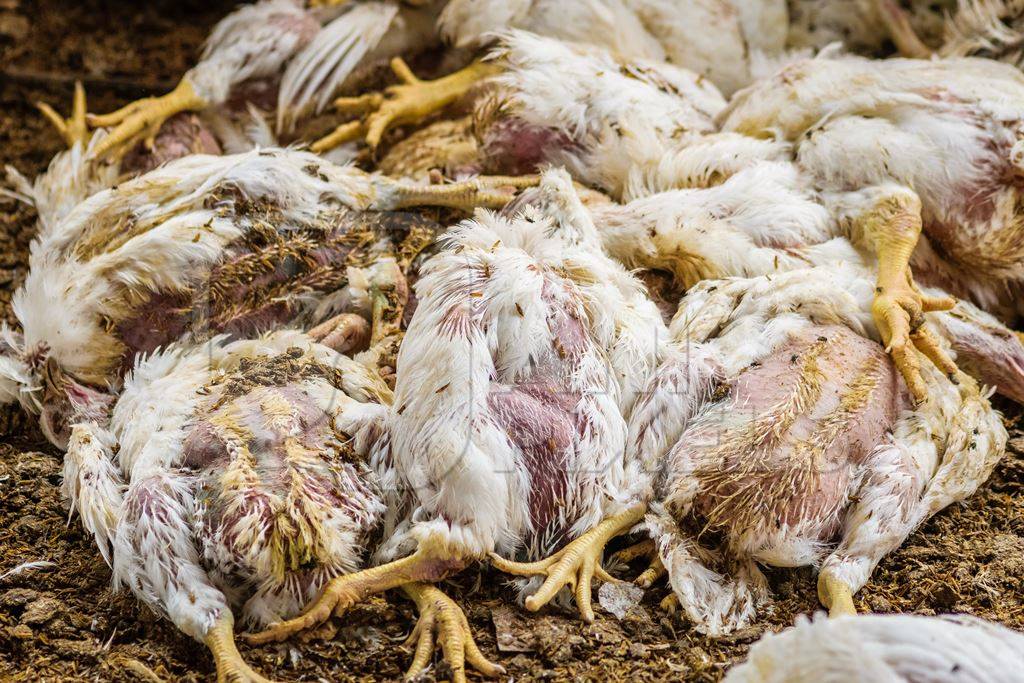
862,192 -> 959,402
87,78 -> 206,160
204,613 -> 275,683
312,58 -> 501,152
489,505 -> 644,623
245,539 -> 465,645
401,582 -> 505,683
382,174 -> 540,212
817,569 -> 857,618
610,539 -> 666,588
37,80 -> 90,148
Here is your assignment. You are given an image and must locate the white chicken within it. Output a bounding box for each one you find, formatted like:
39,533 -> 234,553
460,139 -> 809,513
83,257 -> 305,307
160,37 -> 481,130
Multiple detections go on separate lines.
478,33 -> 1024,406
82,0 -> 443,159
245,169 -> 668,646
725,612 -> 1024,682
721,54 -> 1024,324
63,330 -> 498,682
310,0 -> 793,152
0,147 -> 534,449
626,265 -> 1006,634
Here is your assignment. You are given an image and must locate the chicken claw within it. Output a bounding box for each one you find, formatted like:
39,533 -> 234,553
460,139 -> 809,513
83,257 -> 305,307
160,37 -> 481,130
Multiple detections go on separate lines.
245,542 -> 464,644
37,81 -> 89,148
489,505 -> 644,623
311,58 -> 501,152
864,191 -> 958,401
205,614 -> 275,683
817,569 -> 857,619
87,78 -> 206,160
610,539 -> 666,588
401,582 -> 505,683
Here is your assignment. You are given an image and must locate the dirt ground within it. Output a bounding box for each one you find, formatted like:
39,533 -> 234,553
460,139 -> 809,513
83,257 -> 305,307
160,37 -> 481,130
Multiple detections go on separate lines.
0,1 -> 1022,681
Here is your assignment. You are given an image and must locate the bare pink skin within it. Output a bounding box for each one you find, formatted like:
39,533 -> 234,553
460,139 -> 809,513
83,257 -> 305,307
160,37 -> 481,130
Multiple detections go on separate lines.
666,325 -> 906,559
940,309 -> 1024,405
479,117 -> 578,176
121,113 -> 222,176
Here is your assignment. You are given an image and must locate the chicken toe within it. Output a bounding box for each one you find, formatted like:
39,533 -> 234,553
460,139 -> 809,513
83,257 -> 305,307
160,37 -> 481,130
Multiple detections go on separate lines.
312,58 -> 500,152
36,80 -> 89,148
401,582 -> 504,683
87,77 -> 206,160
490,505 -> 644,623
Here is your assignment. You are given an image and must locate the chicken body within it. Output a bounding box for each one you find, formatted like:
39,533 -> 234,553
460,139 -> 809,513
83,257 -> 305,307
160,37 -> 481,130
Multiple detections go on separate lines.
725,612 -> 1024,682
64,331 -> 391,681
1,148 -> 530,449
722,54 -> 1024,318
632,266 -> 1006,634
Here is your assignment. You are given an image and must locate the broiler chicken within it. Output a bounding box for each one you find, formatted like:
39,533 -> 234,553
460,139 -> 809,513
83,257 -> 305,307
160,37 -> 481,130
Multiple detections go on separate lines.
725,612 -> 1024,682
0,147 -> 534,449
311,0 -> 792,152
624,265 -> 1005,634
62,330 -> 499,682
476,32 -> 1024,405
721,54 -> 1024,324
81,0 -> 444,160
245,169 -> 668,645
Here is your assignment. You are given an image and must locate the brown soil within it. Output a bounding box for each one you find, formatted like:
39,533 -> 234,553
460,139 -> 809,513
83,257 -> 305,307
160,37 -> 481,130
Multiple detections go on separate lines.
0,2 -> 1022,682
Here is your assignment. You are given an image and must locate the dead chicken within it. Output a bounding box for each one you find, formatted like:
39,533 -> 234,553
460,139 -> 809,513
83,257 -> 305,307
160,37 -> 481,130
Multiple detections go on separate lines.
624,265 -> 1005,634
63,330 -> 499,682
310,0 -> 793,153
246,169 -> 668,645
726,612 -> 1024,682
0,147 -> 534,449
476,33 -> 1024,406
81,0 -> 444,160
721,54 -> 1024,326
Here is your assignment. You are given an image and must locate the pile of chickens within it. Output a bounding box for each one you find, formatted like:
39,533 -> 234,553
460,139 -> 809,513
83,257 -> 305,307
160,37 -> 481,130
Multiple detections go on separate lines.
5,0 -> 1024,680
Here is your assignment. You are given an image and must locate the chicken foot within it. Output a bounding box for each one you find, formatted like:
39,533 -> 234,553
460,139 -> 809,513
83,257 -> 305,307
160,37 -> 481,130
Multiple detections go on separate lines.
87,78 -> 206,160
205,614 -> 274,683
401,582 -> 505,683
245,538 -> 466,644
489,505 -> 644,623
37,80 -> 90,148
861,191 -> 959,401
312,58 -> 501,152
610,539 -> 667,588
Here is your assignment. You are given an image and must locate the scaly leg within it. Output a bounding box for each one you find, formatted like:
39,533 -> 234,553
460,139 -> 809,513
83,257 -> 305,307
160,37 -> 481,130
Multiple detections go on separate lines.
246,539 -> 465,644
610,539 -> 666,588
401,583 -> 504,683
37,80 -> 89,148
87,78 -> 206,160
312,58 -> 502,152
816,570 -> 856,619
861,191 -> 959,401
489,505 -> 645,623
205,614 -> 275,683
375,174 -> 539,212
307,313 -> 370,355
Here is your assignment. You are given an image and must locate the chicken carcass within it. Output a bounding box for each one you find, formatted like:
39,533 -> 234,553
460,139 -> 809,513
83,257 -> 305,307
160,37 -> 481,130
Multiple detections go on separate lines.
311,0 -> 792,152
0,147 -> 534,448
626,265 -> 1005,634
63,330 -> 500,682
245,169 -> 668,644
82,0 -> 444,159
